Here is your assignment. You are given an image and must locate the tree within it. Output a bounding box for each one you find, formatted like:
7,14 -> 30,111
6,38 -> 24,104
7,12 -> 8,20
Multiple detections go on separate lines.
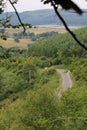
14,37 -> 20,43
41,0 -> 83,14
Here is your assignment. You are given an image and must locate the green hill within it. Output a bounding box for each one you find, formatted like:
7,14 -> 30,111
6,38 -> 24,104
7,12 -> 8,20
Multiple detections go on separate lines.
0,27 -> 87,130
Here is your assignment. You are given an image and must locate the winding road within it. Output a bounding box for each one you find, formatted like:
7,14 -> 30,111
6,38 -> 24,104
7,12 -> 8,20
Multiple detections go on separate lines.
57,69 -> 72,98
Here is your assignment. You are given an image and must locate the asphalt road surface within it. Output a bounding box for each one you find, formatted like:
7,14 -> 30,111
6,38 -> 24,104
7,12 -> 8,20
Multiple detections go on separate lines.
57,69 -> 72,98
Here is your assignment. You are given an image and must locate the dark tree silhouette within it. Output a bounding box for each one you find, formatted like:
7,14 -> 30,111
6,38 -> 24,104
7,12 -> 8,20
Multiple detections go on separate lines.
42,0 -> 83,14
8,0 -> 26,33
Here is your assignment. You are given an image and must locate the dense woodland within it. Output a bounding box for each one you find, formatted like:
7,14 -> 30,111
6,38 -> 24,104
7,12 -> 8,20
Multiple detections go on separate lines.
0,27 -> 87,130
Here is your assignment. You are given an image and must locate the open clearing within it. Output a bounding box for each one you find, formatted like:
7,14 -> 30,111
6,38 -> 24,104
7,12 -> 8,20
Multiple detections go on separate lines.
0,27 -> 79,49
26,27 -> 67,34
0,38 -> 32,49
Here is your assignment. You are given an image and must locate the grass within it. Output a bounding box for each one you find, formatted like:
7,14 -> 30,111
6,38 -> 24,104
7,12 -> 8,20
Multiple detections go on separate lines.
0,26 -> 79,49
5,27 -> 67,35
0,38 -> 32,49
26,27 -> 67,34
1,27 -> 65,49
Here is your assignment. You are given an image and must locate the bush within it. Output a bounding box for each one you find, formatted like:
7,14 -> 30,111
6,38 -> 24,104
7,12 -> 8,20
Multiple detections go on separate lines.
46,68 -> 56,75
14,38 -> 20,43
39,77 -> 49,84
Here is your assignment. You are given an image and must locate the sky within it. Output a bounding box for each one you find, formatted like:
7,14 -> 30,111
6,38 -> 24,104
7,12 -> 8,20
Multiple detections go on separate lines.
6,0 -> 87,12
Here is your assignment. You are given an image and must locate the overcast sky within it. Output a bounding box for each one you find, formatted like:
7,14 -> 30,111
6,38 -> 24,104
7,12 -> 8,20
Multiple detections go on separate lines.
6,0 -> 87,12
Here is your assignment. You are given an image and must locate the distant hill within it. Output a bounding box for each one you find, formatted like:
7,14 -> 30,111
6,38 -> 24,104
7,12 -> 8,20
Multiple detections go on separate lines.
1,9 -> 87,27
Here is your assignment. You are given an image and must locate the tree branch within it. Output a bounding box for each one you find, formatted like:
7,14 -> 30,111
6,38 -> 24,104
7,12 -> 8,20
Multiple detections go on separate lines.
8,0 -> 26,33
50,1 -> 87,51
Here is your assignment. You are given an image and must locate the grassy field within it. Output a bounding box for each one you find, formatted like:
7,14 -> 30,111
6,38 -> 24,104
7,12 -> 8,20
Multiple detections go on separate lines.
0,38 -> 32,49
5,26 -> 67,34
0,27 -> 79,49
26,27 -> 67,34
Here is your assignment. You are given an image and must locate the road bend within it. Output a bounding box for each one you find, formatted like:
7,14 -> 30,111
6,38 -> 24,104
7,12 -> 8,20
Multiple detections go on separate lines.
57,69 -> 72,98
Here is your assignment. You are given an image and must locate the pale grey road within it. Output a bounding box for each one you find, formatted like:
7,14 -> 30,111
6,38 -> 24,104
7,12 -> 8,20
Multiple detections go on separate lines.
57,69 -> 72,98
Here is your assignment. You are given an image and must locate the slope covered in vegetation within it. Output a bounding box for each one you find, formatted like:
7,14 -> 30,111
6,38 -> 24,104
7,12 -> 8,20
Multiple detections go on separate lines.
0,27 -> 87,130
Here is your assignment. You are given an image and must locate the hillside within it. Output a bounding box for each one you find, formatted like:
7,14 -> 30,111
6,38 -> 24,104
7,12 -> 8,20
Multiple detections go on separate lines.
1,9 -> 87,26
0,27 -> 87,130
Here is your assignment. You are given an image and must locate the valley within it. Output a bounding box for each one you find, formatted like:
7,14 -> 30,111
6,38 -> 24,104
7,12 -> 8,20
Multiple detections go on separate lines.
0,25 -> 87,130
0,26 -> 80,49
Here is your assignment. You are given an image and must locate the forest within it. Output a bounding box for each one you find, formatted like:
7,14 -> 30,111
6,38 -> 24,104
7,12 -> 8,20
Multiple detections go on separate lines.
0,26 -> 87,130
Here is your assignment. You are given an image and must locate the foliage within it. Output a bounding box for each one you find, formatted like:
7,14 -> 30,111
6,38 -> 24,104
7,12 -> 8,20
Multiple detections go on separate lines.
0,57 -> 37,102
27,27 -> 87,62
14,37 -> 20,43
37,67 -> 56,85
0,27 -> 87,129
68,58 -> 87,86
31,56 -> 52,68
12,31 -> 58,42
0,0 -> 87,129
